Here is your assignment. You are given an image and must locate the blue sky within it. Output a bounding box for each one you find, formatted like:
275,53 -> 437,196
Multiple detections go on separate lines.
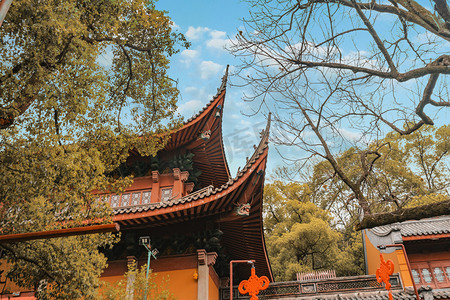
156,0 -> 276,175
155,0 -> 449,180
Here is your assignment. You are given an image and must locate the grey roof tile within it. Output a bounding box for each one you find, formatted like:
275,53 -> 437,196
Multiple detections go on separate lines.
371,215 -> 450,237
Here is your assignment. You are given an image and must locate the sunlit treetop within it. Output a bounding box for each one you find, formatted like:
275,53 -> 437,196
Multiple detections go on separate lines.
0,1 -> 189,298
0,0 -> 189,141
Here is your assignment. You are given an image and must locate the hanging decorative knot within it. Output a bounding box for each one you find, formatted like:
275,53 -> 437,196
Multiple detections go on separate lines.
376,253 -> 395,300
238,267 -> 269,300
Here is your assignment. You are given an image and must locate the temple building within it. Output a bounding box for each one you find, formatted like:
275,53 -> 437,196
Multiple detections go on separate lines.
0,67 -> 273,299
98,67 -> 273,299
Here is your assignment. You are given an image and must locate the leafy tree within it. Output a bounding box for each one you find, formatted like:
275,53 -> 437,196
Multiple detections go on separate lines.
310,125 -> 449,229
231,0 -> 449,228
264,125 -> 447,279
0,0 -> 188,298
401,124 -> 449,193
263,181 -> 364,281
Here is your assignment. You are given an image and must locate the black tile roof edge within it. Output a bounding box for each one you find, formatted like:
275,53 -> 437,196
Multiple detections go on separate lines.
370,215 -> 450,237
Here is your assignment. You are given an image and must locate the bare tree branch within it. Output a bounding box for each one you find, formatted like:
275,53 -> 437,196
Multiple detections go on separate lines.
231,0 -> 450,229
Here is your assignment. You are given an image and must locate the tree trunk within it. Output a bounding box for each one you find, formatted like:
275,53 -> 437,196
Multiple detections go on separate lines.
355,200 -> 450,230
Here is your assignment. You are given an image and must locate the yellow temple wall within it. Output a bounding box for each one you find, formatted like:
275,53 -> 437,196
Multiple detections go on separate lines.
364,233 -> 413,287
209,265 -> 220,300
101,254 -> 200,299
153,268 -> 198,299
101,269 -> 198,299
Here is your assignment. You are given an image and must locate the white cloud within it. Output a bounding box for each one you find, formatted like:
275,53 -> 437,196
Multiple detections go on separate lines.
186,26 -> 210,41
181,49 -> 199,59
177,86 -> 216,117
179,49 -> 199,66
176,100 -> 203,116
206,30 -> 235,51
199,61 -> 223,80
97,45 -> 114,69
285,41 -> 339,62
210,30 -> 226,39
206,38 -> 231,51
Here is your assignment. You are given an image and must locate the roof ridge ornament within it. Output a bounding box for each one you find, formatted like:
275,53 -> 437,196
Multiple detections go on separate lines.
218,64 -> 229,92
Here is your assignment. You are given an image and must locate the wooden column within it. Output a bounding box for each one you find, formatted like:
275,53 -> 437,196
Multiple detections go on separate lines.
197,249 -> 208,300
395,249 -> 413,287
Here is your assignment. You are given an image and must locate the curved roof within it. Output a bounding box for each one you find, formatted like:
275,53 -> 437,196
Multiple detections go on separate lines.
162,66 -> 231,188
112,114 -> 273,280
370,215 -> 450,238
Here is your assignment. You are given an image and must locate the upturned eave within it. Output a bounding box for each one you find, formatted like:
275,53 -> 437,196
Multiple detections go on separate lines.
162,66 -> 231,188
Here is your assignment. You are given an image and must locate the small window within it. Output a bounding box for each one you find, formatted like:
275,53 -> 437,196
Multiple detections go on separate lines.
142,191 -> 151,204
411,269 -> 421,284
434,268 -> 445,282
121,194 -> 130,206
132,192 -> 141,205
161,188 -> 173,202
422,269 -> 432,283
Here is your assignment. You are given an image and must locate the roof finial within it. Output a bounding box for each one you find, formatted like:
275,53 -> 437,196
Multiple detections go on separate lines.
219,65 -> 229,92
